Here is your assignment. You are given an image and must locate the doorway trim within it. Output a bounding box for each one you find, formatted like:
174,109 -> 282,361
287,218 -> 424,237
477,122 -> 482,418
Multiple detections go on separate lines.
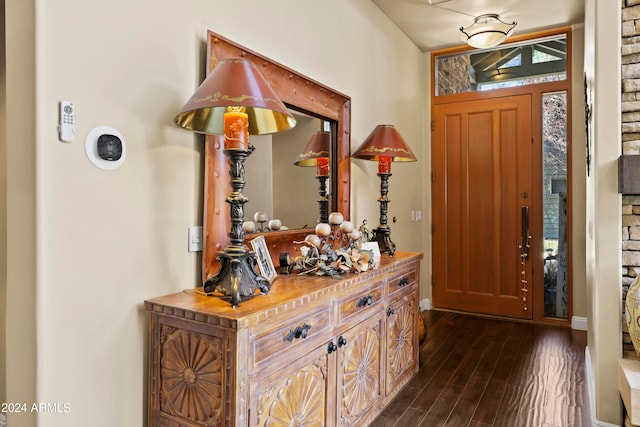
430,27 -> 573,325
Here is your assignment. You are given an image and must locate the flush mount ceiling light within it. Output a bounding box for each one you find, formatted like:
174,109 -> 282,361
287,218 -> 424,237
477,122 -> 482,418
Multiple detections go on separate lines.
460,14 -> 517,49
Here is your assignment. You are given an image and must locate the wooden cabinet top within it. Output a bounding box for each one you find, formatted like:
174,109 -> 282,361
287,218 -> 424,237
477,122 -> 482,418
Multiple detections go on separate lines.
145,251 -> 422,328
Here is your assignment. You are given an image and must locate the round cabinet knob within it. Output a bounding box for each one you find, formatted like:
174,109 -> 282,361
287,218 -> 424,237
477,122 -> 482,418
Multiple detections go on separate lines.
327,341 -> 337,354
338,336 -> 347,348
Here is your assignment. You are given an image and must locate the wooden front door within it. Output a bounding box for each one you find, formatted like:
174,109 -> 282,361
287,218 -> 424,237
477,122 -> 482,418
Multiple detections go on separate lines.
432,95 -> 533,319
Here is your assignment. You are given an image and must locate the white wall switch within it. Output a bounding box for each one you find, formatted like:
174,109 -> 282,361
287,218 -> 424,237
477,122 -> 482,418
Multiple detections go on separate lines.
188,226 -> 203,252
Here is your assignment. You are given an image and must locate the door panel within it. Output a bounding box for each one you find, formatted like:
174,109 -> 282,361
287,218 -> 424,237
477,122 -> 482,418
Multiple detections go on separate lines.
432,95 -> 533,319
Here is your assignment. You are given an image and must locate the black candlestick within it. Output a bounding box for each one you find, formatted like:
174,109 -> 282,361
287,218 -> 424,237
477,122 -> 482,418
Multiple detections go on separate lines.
204,147 -> 269,307
317,175 -> 329,224
371,172 -> 396,256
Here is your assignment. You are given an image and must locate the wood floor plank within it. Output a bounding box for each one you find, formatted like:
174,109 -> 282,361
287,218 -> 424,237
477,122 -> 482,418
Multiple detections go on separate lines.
419,383 -> 464,427
445,321 -> 515,426
373,311 -> 591,427
472,320 -> 528,424
374,384 -> 422,420
410,316 -> 484,412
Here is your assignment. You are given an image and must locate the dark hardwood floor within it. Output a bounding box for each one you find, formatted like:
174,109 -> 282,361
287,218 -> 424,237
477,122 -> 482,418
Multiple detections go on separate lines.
372,310 -> 591,427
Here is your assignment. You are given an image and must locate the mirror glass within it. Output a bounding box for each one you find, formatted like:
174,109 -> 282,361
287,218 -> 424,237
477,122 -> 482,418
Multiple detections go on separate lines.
245,110 -> 331,231
203,30 -> 351,279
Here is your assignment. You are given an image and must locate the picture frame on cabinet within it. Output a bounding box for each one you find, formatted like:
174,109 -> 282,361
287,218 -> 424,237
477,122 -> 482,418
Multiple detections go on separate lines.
250,235 -> 277,282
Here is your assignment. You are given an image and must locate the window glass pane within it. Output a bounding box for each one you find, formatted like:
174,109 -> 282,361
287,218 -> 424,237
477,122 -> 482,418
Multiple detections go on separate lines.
435,34 -> 567,96
542,91 -> 568,319
500,54 -> 521,69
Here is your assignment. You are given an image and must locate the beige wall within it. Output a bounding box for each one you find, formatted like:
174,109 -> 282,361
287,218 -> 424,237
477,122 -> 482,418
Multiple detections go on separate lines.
5,1 -> 427,425
0,0 -> 7,410
584,0 -> 623,425
5,0 -> 37,425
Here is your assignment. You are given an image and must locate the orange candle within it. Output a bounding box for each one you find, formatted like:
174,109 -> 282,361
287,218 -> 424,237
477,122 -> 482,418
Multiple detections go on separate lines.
378,156 -> 392,174
224,111 -> 249,150
316,157 -> 329,176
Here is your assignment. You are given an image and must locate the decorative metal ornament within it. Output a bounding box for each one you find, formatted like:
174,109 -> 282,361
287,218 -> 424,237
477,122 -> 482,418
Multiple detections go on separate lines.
584,73 -> 592,177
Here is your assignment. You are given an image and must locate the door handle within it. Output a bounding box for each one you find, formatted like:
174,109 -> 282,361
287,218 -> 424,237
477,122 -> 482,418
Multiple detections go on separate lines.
519,205 -> 531,311
520,206 -> 530,259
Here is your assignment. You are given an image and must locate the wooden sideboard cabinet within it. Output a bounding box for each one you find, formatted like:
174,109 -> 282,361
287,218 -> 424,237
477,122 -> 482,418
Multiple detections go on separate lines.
145,251 -> 422,427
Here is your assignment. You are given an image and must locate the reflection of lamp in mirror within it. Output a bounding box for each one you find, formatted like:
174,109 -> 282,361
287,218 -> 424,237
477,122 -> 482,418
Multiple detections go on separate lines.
174,58 -> 296,307
352,124 -> 416,256
294,130 -> 330,224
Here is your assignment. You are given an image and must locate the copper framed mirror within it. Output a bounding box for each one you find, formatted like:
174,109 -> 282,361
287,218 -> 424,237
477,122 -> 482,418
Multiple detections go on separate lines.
202,31 -> 351,281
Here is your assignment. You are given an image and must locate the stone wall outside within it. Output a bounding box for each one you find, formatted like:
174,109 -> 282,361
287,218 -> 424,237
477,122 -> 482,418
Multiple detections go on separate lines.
622,0 -> 640,355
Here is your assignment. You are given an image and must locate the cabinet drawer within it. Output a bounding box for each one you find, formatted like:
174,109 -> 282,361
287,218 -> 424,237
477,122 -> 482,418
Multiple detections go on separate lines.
336,281 -> 384,325
387,268 -> 417,297
252,305 -> 332,372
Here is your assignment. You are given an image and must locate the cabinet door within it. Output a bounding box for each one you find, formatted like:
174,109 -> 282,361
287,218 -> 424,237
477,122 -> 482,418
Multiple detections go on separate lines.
386,291 -> 418,395
150,316 -> 234,427
253,342 -> 334,427
335,312 -> 384,426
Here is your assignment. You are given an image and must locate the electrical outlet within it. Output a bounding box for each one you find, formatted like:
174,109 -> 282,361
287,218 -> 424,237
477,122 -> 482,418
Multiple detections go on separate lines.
188,226 -> 203,252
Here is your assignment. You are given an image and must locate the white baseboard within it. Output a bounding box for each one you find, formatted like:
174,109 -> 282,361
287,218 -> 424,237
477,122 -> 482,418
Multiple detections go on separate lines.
585,346 -> 623,427
572,316 -> 588,331
419,298 -> 431,311
0,413 -> 6,427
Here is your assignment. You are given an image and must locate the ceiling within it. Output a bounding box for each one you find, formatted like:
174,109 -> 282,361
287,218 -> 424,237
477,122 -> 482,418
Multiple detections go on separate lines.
371,0 -> 586,52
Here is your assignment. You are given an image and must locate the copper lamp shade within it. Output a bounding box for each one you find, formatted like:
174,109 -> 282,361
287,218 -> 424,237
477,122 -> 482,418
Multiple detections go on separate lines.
174,58 -> 296,135
352,125 -> 416,163
352,124 -> 416,256
294,131 -> 330,166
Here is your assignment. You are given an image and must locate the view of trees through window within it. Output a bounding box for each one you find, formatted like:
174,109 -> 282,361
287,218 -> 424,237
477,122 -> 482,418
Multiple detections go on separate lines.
543,92 -> 568,319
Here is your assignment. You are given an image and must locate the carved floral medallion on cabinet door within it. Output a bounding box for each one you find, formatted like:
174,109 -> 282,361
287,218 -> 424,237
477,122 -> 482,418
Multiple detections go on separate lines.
257,354 -> 328,426
159,326 -> 225,424
339,318 -> 382,424
387,296 -> 416,380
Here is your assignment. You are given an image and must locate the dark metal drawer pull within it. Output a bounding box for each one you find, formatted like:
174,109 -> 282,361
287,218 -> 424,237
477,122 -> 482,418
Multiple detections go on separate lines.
283,323 -> 312,342
338,335 -> 347,347
387,307 -> 395,317
356,295 -> 373,307
398,276 -> 410,287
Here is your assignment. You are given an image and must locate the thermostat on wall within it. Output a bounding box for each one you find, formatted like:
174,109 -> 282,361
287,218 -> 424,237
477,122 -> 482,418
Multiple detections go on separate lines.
85,125 -> 126,170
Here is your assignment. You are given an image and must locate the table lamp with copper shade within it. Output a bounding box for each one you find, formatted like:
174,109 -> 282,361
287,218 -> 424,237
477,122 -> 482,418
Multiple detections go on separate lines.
294,130 -> 331,224
352,124 -> 416,256
174,58 -> 296,307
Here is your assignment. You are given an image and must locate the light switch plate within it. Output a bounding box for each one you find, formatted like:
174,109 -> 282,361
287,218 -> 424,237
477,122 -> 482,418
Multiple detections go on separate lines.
188,226 -> 203,252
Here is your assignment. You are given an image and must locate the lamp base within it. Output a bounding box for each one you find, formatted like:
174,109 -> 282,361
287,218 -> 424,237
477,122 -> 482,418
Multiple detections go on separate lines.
203,249 -> 270,307
372,225 -> 396,256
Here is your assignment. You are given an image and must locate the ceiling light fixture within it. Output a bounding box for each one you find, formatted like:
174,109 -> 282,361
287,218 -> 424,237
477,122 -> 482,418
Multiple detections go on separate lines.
460,14 -> 517,49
